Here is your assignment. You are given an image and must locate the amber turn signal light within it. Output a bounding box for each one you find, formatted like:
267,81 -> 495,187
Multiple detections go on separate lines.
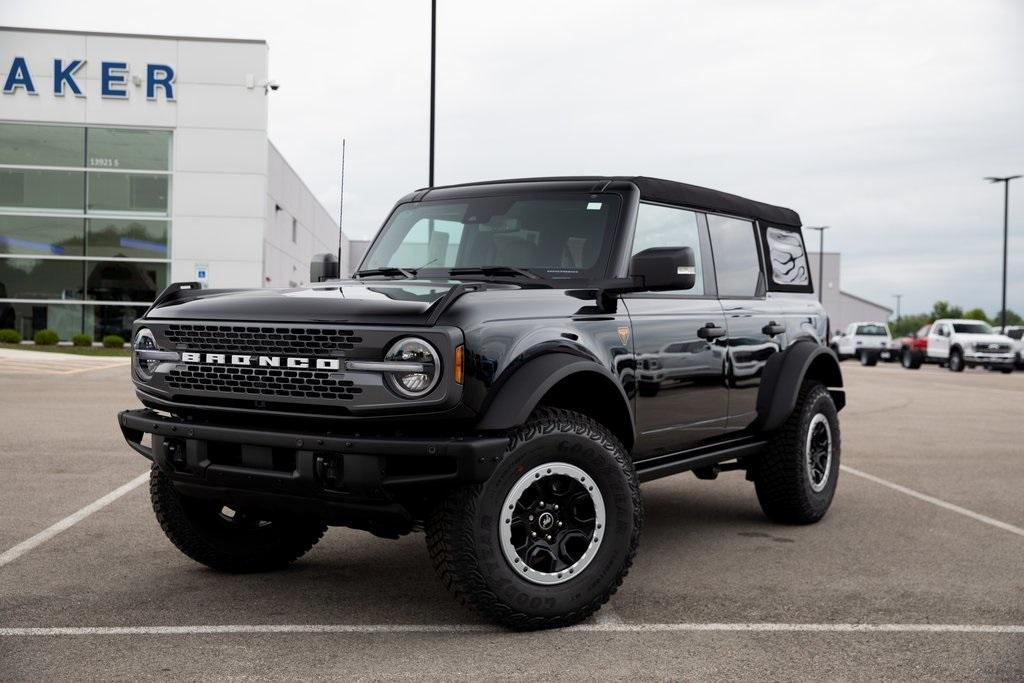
453,345 -> 464,384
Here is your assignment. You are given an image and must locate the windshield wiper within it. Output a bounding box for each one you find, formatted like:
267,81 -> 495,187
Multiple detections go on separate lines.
448,266 -> 540,280
354,267 -> 416,279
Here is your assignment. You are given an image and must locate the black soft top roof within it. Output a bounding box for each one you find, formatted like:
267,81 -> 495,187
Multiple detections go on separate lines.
418,176 -> 801,228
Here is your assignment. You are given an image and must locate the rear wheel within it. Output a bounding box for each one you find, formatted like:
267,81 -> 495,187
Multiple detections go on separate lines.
150,466 -> 326,572
948,348 -> 965,372
901,348 -> 922,369
426,408 -> 642,630
859,350 -> 878,366
754,381 -> 840,524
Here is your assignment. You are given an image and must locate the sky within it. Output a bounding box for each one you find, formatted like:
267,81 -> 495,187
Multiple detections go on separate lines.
4,0 -> 1022,316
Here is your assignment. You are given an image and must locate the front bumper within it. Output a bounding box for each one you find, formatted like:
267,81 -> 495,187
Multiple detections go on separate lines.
118,408 -> 506,532
963,352 -> 1016,366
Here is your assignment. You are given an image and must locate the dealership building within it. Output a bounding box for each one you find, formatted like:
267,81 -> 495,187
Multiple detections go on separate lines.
0,26 -> 349,341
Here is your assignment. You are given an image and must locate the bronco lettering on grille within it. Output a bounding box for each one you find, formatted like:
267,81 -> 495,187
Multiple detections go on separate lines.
180,352 -> 341,371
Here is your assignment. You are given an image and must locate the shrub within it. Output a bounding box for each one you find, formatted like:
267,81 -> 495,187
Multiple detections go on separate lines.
33,329 -> 60,346
102,334 -> 126,348
0,328 -> 22,344
72,334 -> 94,347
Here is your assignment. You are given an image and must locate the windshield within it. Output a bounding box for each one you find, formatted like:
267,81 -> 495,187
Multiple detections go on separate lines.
855,324 -> 888,336
952,322 -> 994,334
1007,328 -> 1024,340
360,194 -> 621,279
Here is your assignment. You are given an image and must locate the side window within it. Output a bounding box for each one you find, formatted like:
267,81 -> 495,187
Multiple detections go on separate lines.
764,227 -> 809,287
707,214 -> 761,297
630,203 -> 705,296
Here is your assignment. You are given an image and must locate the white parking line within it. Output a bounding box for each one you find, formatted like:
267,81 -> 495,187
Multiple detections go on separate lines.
0,472 -> 150,568
0,622 -> 1021,637
841,465 -> 1024,538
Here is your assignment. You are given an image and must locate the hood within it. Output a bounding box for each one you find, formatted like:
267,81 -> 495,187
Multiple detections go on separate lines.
145,279 -> 520,325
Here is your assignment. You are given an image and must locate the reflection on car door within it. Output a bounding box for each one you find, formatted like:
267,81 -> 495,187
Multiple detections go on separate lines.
623,202 -> 729,460
706,214 -> 785,431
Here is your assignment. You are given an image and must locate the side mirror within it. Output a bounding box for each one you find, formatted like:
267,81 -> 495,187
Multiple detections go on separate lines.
629,247 -> 696,292
310,253 -> 340,283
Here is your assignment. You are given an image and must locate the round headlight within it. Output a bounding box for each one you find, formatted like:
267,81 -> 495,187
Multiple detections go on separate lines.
384,337 -> 440,397
133,328 -> 159,379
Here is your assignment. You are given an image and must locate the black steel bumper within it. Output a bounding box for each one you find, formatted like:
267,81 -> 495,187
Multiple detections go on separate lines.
118,408 -> 506,531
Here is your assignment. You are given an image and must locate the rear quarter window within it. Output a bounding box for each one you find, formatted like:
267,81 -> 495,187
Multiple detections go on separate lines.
759,224 -> 812,293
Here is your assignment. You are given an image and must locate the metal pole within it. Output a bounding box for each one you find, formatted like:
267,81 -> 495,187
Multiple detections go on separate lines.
893,294 -> 902,323
429,0 -> 436,187
807,226 -> 829,303
1001,180 -> 1009,331
337,138 -> 346,266
985,175 -> 1020,331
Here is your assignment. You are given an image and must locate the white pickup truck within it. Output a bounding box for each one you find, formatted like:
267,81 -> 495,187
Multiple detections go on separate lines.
928,319 -> 1016,373
831,322 -> 893,366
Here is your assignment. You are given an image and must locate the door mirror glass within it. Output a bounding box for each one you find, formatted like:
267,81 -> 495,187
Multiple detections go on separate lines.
629,247 -> 696,292
310,253 -> 340,283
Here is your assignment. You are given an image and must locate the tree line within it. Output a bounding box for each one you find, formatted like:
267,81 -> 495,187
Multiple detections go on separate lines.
888,301 -> 1022,337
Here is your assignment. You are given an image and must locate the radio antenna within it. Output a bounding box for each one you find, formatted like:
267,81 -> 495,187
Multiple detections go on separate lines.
337,138 -> 346,266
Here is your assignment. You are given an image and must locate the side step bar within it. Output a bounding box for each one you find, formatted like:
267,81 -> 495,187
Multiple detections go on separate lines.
634,438 -> 767,483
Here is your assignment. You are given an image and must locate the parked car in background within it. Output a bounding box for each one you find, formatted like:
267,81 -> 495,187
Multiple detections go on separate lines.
830,322 -> 893,366
927,319 -> 1016,373
999,326 -> 1024,369
897,324 -> 930,369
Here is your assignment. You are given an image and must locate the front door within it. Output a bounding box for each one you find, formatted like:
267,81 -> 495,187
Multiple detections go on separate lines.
623,202 -> 729,461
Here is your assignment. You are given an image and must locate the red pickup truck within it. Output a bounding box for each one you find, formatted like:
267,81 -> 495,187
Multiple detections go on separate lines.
896,324 -> 930,369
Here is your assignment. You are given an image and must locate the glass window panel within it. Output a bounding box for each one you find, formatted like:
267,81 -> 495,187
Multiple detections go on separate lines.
87,218 -> 168,258
0,301 -> 83,341
707,214 -> 761,297
87,173 -> 169,214
0,258 -> 84,300
0,216 -> 85,256
0,169 -> 84,211
630,203 -> 705,296
85,260 -> 167,301
764,227 -> 809,286
87,128 -> 171,171
84,303 -> 147,341
0,123 -> 84,167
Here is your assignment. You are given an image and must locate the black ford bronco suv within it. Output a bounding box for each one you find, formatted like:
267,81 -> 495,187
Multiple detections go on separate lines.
119,176 -> 844,629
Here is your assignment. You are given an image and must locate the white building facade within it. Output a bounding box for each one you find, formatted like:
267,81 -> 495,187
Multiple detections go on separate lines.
807,251 -> 893,331
0,26 -> 343,341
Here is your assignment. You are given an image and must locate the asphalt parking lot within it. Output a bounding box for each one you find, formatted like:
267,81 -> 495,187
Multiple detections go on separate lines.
1,355 -> 1022,680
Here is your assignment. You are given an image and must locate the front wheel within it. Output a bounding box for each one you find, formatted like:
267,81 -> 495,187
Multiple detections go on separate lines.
150,466 -> 327,572
754,381 -> 840,524
426,408 -> 642,630
948,349 -> 965,372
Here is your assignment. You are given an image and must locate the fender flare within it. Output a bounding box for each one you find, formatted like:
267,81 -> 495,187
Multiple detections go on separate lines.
755,341 -> 845,432
475,352 -> 636,446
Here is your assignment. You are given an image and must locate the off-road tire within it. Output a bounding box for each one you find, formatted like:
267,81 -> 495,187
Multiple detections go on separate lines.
858,350 -> 878,366
150,465 -> 327,573
425,407 -> 642,630
948,348 -> 965,372
902,348 -> 922,369
754,381 -> 840,524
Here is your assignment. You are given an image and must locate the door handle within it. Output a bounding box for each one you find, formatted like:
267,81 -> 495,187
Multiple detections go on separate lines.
762,321 -> 786,336
697,323 -> 726,339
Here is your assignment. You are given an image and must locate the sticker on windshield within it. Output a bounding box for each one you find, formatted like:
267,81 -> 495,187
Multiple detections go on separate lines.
586,202 -> 602,210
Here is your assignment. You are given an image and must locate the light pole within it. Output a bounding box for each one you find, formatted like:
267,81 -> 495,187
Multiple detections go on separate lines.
985,175 -> 1020,331
892,294 -> 902,325
428,0 -> 436,187
806,226 -> 830,303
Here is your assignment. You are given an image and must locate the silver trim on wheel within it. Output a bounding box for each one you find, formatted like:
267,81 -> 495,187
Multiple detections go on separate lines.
499,462 -> 606,586
805,413 -> 833,493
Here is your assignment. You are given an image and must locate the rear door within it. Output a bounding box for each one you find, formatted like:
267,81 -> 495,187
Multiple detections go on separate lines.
705,213 -> 785,432
623,202 -> 729,460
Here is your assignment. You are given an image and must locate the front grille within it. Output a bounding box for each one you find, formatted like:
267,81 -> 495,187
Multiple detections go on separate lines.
163,324 -> 364,357
165,364 -> 362,401
976,344 -> 1011,354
